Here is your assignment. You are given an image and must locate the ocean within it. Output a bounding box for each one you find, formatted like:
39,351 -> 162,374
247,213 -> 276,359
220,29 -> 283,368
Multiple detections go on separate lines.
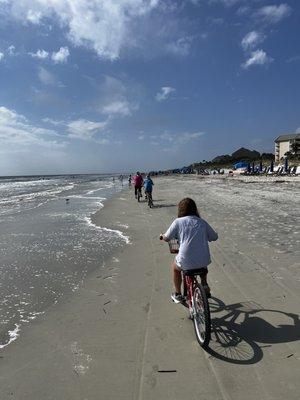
0,174 -> 128,349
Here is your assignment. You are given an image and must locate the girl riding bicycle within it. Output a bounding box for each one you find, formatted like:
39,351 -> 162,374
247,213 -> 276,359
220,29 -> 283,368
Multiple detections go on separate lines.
160,198 -> 218,303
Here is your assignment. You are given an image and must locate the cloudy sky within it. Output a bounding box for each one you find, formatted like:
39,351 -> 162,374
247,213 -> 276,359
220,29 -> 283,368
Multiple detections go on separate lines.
0,0 -> 299,175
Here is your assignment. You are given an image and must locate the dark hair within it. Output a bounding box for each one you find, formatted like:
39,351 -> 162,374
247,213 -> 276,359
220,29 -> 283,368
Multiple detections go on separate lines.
178,198 -> 200,218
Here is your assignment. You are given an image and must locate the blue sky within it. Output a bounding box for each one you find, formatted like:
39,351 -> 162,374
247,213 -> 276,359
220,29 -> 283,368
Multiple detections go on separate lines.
0,0 -> 299,175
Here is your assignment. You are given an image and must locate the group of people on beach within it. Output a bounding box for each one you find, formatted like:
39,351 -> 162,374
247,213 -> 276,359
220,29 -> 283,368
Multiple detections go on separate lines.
130,172 -> 154,201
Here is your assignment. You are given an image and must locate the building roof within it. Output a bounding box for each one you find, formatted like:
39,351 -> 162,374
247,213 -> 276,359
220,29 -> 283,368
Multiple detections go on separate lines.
275,133 -> 300,142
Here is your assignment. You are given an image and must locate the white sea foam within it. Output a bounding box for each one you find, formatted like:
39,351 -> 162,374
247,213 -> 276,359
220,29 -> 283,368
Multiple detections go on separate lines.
84,217 -> 131,244
118,223 -> 129,229
0,324 -> 20,349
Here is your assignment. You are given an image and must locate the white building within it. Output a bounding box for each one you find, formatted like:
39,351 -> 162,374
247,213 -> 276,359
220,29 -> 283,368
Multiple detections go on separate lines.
275,133 -> 300,162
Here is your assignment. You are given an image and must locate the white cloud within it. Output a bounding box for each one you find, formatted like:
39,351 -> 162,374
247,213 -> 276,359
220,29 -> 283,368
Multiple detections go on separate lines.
242,49 -> 273,69
205,0 -> 243,6
151,130 -> 205,145
102,100 -> 132,117
0,106 -> 64,147
156,87 -> 175,102
98,75 -> 138,117
3,0 -> 160,60
286,55 -> 300,63
38,67 -> 63,86
51,47 -> 70,63
67,119 -> 108,141
256,4 -> 292,24
296,127 -> 300,134
27,9 -> 42,24
42,117 -> 64,126
236,5 -> 251,16
166,37 -> 193,56
29,49 -> 49,59
0,52 -> 4,61
7,45 -> 15,55
43,116 -> 111,143
176,131 -> 205,144
241,31 -> 264,50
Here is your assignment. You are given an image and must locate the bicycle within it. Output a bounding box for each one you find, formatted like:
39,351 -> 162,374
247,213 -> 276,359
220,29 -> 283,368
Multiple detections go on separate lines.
146,191 -> 153,208
162,237 -> 211,348
137,187 -> 142,202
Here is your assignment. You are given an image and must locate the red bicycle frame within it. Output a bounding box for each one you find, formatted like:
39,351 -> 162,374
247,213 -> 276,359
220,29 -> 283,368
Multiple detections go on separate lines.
183,275 -> 196,308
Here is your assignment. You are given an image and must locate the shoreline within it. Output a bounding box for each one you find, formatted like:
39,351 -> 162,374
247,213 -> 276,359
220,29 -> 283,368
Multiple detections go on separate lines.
0,184 -> 128,351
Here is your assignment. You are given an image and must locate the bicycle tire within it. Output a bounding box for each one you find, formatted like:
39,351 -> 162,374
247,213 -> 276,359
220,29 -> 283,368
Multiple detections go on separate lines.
148,194 -> 153,208
192,283 -> 211,347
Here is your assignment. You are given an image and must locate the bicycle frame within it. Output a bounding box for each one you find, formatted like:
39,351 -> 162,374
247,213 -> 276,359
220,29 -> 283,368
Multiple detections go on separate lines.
183,275 -> 195,308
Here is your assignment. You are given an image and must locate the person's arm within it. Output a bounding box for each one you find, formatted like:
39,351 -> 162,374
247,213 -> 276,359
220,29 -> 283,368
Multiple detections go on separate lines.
205,221 -> 218,242
160,220 -> 178,242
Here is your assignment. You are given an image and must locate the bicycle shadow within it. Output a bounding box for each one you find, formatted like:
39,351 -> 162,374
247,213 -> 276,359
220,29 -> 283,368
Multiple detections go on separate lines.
152,204 -> 177,209
206,297 -> 299,364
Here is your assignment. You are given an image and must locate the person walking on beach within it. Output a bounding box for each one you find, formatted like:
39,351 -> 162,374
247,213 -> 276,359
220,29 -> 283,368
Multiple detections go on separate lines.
160,198 -> 218,303
128,174 -> 132,187
133,172 -> 143,199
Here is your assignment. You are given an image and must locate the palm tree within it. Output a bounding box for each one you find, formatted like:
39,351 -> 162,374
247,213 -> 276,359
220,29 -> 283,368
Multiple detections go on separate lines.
291,141 -> 299,155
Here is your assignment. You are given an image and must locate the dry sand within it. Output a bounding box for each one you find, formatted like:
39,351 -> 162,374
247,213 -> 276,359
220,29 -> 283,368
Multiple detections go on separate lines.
0,175 -> 299,400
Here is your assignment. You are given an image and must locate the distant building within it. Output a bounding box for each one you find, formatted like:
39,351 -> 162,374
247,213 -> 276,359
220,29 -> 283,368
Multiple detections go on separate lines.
275,133 -> 300,162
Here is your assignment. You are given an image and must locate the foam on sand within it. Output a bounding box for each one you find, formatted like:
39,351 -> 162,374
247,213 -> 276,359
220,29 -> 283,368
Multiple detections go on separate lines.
84,217 -> 131,244
0,324 -> 20,349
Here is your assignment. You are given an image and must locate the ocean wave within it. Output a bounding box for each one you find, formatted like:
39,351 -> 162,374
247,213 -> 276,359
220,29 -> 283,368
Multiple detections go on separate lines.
0,184 -> 75,214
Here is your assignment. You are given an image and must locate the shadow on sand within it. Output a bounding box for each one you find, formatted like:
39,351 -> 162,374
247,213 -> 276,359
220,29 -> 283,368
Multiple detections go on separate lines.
153,203 -> 177,209
206,297 -> 299,364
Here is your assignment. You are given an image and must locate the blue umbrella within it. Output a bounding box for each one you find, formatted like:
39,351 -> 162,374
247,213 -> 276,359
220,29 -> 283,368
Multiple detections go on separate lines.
284,158 -> 288,173
247,163 -> 251,173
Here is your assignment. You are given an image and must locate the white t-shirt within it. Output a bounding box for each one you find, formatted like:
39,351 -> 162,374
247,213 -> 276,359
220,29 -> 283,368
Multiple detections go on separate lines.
164,215 -> 218,270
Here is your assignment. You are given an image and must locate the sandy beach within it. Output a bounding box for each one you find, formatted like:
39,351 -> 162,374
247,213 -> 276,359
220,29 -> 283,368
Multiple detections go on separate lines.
0,175 -> 299,400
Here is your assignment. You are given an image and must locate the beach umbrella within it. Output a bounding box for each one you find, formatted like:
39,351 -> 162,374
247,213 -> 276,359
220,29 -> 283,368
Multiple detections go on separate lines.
259,161 -> 263,172
270,160 -> 274,172
284,157 -> 288,173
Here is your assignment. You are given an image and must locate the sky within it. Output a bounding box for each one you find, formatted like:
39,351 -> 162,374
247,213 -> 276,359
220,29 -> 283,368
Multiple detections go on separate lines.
0,0 -> 299,175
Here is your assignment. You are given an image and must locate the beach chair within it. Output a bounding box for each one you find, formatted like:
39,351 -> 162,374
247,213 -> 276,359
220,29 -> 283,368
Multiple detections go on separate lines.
290,166 -> 297,175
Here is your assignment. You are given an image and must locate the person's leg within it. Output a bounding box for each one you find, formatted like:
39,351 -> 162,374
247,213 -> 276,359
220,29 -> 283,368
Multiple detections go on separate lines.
134,186 -> 137,197
200,271 -> 208,286
200,269 -> 211,297
173,261 -> 182,294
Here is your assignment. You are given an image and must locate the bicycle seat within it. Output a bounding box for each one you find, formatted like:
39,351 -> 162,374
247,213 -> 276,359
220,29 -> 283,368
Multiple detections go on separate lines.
183,268 -> 207,277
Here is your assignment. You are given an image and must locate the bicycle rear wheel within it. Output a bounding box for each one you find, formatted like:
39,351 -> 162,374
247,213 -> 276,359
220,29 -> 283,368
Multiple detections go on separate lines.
148,194 -> 153,208
192,283 -> 211,347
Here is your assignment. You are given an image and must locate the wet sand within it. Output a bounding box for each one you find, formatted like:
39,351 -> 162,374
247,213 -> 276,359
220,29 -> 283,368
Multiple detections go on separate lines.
0,175 -> 299,399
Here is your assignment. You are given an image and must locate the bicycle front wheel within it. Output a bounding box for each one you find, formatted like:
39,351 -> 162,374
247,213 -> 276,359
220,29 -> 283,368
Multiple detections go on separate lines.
192,283 -> 211,347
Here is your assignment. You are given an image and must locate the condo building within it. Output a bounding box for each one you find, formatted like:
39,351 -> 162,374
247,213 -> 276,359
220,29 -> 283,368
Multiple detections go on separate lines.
274,133 -> 300,162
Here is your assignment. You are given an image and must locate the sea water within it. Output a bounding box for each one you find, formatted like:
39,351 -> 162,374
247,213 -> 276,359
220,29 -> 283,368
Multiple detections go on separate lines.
0,174 -> 127,349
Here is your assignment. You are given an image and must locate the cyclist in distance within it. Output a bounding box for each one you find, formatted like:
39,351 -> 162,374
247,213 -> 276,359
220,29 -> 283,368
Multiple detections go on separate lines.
160,198 -> 218,303
144,174 -> 154,199
133,171 -> 143,199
